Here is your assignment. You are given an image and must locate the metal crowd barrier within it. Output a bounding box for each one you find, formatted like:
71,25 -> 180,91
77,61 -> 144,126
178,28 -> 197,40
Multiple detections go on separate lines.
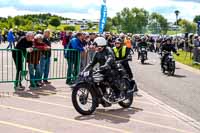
0,48 -> 81,87
0,49 -> 26,84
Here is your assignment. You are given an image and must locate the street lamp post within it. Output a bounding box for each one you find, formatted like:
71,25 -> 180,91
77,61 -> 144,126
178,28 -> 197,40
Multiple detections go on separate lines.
174,10 -> 180,49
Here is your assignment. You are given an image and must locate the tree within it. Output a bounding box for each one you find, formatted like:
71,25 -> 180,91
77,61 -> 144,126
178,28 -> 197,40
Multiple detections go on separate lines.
0,22 -> 8,29
87,22 -> 94,29
150,12 -> 168,34
179,19 -> 197,33
193,15 -> 200,23
174,18 -> 182,26
63,26 -> 75,31
49,17 -> 61,28
0,13 -> 71,31
104,17 -> 113,31
114,7 -> 149,33
13,16 -> 21,26
112,16 -> 119,26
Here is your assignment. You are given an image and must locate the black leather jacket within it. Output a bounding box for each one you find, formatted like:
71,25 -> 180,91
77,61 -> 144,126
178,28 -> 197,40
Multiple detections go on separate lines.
161,44 -> 177,53
84,47 -> 115,71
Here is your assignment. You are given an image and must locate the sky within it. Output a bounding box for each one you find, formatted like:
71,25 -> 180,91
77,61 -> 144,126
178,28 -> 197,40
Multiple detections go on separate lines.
0,0 -> 200,22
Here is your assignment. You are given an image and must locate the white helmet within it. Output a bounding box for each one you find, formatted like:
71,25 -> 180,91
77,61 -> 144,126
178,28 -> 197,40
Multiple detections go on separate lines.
34,34 -> 43,40
94,37 -> 107,47
119,33 -> 124,37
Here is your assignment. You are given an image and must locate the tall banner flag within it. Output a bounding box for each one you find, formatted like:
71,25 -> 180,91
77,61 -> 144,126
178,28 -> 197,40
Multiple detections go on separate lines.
99,0 -> 107,33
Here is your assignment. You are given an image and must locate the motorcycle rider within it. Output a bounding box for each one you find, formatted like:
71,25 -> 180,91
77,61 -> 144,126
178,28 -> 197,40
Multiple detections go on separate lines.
137,37 -> 148,60
113,38 -> 133,79
161,37 -> 179,69
82,37 -> 115,74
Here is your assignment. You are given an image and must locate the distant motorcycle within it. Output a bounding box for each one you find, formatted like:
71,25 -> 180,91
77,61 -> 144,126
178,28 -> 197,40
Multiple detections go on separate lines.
139,47 -> 148,64
71,58 -> 137,115
161,51 -> 179,76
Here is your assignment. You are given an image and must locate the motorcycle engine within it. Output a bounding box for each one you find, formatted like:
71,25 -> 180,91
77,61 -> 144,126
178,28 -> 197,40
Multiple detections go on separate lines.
112,79 -> 129,91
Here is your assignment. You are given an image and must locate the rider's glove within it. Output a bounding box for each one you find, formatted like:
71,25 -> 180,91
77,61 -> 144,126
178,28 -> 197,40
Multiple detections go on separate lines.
99,65 -> 110,71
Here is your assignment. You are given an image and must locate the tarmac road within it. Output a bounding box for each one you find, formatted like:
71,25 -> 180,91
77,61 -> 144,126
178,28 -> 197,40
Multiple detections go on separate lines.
133,52 -> 200,122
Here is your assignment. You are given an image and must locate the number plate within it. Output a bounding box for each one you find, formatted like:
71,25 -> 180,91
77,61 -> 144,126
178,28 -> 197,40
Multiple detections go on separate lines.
168,55 -> 173,59
84,71 -> 90,77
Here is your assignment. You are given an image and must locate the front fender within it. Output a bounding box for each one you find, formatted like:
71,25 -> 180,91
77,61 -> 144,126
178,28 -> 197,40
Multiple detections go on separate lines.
71,81 -> 102,100
71,81 -> 88,89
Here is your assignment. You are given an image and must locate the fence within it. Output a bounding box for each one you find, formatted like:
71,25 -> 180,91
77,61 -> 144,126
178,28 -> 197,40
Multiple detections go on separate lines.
0,48 -> 81,87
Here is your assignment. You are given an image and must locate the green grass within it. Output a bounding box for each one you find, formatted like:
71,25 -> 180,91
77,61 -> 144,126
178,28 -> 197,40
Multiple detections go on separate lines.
173,50 -> 200,70
166,30 -> 183,35
48,24 -> 99,32
48,24 -> 80,31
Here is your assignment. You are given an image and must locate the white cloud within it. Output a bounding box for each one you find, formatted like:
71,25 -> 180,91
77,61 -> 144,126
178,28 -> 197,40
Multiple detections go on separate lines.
0,6 -> 100,20
55,9 -> 100,20
20,0 -> 69,5
19,0 -> 100,8
0,0 -> 200,22
0,7 -> 45,17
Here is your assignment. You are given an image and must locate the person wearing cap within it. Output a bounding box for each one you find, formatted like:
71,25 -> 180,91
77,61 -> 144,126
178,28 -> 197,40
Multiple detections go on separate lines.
88,33 -> 96,61
81,32 -> 90,71
113,38 -> 133,79
7,29 -> 15,49
66,32 -> 84,84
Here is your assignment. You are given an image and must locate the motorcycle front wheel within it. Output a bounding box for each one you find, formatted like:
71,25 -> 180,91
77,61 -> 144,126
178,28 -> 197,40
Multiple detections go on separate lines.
168,69 -> 175,76
168,62 -> 175,76
72,84 -> 97,115
141,59 -> 145,64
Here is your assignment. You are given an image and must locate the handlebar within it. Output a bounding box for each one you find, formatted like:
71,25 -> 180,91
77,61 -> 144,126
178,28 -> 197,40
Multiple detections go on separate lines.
116,58 -> 131,64
93,69 -> 102,74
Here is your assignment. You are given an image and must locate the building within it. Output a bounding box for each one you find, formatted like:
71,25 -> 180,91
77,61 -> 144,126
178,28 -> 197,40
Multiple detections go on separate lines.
61,19 -> 99,25
168,22 -> 181,31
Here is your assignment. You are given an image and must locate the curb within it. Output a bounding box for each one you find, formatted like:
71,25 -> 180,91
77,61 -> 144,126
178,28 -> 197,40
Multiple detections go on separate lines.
176,62 -> 200,75
139,89 -> 200,131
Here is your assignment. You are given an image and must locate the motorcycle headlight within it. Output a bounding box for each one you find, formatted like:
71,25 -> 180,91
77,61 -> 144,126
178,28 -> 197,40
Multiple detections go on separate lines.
168,56 -> 173,59
83,71 -> 90,77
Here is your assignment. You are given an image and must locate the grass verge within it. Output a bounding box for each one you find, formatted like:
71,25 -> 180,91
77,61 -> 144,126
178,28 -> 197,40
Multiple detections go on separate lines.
174,50 -> 200,70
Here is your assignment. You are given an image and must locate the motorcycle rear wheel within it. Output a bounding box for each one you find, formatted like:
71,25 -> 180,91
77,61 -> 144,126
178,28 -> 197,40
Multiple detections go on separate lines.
118,93 -> 133,108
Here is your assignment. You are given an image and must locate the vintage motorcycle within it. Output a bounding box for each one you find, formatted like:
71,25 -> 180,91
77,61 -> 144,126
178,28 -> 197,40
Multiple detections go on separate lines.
71,59 -> 137,115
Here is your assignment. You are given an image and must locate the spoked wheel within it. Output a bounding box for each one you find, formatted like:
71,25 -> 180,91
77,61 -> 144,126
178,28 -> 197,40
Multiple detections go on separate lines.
171,63 -> 176,76
162,67 -> 165,74
168,63 -> 175,76
118,92 -> 133,108
171,69 -> 175,76
141,59 -> 145,64
72,84 -> 97,115
168,69 -> 175,76
119,79 -> 133,108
